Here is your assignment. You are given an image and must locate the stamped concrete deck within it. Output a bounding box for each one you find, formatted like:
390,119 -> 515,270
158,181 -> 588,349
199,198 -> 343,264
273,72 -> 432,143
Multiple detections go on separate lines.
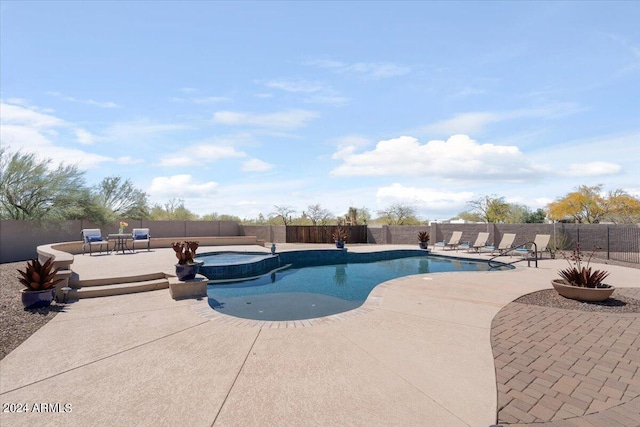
1,244 -> 639,427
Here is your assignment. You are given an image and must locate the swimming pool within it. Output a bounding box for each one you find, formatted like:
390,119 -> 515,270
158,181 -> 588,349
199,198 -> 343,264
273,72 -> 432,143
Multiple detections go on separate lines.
207,255 -> 506,321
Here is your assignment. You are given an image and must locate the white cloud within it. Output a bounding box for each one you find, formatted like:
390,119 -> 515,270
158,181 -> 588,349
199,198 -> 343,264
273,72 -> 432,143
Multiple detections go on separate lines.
420,104 -> 584,136
455,87 -> 487,97
304,95 -> 350,105
195,144 -> 246,161
241,158 -> 273,172
0,101 -> 110,168
308,59 -> 411,78
265,79 -> 324,93
148,174 -> 219,198
47,91 -> 119,108
117,156 -> 145,165
75,128 -> 99,145
192,96 -> 232,104
172,96 -> 232,104
0,102 -> 66,128
330,135 -> 372,160
213,109 -> 318,129
375,184 -> 474,218
1,124 -> 110,169
561,162 -> 623,177
103,120 -> 190,140
86,99 -> 119,108
527,132 -> 638,182
331,134 -> 543,181
157,156 -> 199,167
157,144 -> 245,167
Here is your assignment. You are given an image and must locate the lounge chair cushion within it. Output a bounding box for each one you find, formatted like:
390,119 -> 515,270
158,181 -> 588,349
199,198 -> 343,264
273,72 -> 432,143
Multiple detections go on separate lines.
134,233 -> 148,240
88,236 -> 103,242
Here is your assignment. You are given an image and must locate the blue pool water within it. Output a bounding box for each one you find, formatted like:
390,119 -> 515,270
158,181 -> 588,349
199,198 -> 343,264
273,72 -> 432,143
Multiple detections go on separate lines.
208,256 -> 502,321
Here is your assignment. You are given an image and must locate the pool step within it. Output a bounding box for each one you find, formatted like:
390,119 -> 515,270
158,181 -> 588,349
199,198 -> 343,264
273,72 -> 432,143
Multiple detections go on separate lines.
67,277 -> 170,299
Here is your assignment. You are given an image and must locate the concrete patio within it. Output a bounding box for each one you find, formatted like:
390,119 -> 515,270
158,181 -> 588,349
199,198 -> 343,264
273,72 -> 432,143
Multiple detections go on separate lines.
1,244 -> 638,426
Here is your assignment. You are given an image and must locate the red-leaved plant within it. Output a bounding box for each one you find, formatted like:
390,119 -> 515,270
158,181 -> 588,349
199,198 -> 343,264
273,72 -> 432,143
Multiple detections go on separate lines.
17,258 -> 64,291
558,244 -> 609,288
171,241 -> 199,265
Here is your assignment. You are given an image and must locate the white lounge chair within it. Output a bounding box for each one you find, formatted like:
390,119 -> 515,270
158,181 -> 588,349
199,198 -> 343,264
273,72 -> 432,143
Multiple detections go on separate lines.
434,231 -> 463,251
515,234 -> 551,259
81,228 -> 109,255
459,232 -> 490,253
131,228 -> 151,252
481,233 -> 516,255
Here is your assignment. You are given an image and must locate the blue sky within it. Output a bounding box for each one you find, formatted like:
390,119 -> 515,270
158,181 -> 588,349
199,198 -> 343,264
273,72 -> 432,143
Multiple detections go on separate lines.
1,1 -> 639,221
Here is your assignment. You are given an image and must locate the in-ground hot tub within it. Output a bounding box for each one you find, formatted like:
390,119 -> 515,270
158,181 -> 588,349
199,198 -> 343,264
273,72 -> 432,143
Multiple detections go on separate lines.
196,252 -> 280,281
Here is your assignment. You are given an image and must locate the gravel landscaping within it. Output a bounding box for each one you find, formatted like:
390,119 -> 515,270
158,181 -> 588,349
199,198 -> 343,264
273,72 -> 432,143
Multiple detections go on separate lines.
0,261 -> 65,360
514,287 -> 640,313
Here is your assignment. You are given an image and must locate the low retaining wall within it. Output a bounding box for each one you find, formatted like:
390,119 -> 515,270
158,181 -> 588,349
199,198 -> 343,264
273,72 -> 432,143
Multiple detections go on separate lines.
37,235 -> 263,259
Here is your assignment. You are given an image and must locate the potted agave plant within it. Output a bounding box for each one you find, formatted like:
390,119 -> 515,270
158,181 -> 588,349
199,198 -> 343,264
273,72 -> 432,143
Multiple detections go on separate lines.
172,241 -> 203,281
418,231 -> 430,250
332,226 -> 349,249
17,258 -> 64,309
552,244 -> 614,302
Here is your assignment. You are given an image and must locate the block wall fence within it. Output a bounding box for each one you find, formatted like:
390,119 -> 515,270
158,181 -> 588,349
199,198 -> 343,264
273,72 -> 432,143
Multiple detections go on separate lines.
1,220 -> 638,263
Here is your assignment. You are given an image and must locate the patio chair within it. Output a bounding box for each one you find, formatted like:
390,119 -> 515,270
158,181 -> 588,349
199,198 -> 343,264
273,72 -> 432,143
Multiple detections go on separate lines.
131,228 -> 151,252
515,234 -> 551,259
434,231 -> 463,251
81,228 -> 109,256
481,233 -> 516,255
458,232 -> 490,253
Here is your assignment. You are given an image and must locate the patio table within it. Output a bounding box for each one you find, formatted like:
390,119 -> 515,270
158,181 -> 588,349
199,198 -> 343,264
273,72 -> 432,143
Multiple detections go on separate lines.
108,233 -> 133,254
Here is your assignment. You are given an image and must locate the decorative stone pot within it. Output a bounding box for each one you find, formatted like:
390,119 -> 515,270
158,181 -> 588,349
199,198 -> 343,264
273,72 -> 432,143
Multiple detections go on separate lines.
175,262 -> 203,281
551,279 -> 615,302
419,242 -> 429,250
335,240 -> 345,249
21,288 -> 56,309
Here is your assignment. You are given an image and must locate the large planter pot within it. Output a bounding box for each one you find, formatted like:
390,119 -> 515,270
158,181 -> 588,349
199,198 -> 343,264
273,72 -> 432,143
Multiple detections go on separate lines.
551,279 -> 615,302
21,288 -> 56,309
419,242 -> 429,250
175,262 -> 203,281
335,241 -> 345,249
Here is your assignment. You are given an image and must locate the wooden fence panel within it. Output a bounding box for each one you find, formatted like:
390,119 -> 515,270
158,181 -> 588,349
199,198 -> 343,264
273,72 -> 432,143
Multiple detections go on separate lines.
286,225 -> 368,244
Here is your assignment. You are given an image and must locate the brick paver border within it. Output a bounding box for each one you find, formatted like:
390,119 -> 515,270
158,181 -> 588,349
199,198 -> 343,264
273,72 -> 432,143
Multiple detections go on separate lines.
491,288 -> 640,426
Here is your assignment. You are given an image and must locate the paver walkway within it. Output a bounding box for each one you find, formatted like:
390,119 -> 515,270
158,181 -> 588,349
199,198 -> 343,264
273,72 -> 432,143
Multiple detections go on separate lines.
492,288 -> 640,426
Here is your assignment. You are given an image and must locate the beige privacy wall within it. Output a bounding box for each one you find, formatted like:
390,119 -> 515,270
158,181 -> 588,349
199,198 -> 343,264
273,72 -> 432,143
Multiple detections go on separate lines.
1,220 -> 637,263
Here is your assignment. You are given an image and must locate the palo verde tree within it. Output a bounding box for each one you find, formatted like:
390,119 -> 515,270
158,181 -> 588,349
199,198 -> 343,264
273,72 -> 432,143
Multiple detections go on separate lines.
92,176 -> 149,221
548,185 -> 640,223
0,148 -> 89,221
605,190 -> 640,223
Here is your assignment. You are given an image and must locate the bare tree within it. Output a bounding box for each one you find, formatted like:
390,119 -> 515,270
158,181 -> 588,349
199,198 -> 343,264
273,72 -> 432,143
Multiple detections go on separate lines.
306,204 -> 332,226
271,205 -> 296,225
376,203 -> 419,225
